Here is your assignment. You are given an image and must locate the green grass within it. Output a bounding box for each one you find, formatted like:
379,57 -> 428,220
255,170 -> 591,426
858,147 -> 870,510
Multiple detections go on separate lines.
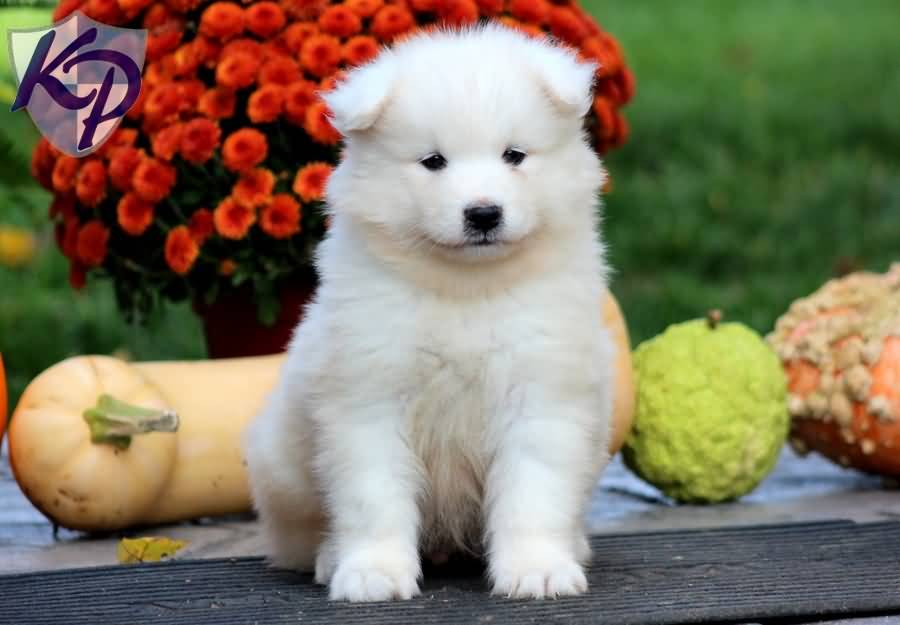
2,0 -> 899,410
590,0 -> 900,339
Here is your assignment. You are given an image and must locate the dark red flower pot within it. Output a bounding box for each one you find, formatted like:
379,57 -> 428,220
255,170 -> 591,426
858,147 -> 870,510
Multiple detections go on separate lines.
194,279 -> 317,359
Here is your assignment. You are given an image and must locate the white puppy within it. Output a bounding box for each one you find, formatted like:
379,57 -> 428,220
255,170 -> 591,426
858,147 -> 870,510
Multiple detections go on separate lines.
243,23 -> 615,602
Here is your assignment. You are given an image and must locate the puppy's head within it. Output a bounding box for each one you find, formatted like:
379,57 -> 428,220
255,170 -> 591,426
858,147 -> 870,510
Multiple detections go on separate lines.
323,24 -> 605,265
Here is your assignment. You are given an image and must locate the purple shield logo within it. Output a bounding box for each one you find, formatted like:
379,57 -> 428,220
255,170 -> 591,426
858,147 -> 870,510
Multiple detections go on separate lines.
8,11 -> 146,157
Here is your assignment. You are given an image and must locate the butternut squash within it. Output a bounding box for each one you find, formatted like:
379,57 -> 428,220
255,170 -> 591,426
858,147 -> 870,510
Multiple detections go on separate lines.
9,292 -> 634,531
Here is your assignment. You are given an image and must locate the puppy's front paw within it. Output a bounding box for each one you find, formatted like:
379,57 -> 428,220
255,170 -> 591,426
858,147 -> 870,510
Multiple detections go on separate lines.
490,541 -> 588,599
328,544 -> 421,602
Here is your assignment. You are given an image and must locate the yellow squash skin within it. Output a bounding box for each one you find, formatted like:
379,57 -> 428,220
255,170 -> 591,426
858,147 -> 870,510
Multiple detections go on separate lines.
9,293 -> 633,532
603,292 -> 636,456
10,355 -> 281,531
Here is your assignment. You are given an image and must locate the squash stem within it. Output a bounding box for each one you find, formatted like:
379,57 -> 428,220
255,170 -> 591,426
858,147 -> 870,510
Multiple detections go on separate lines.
83,394 -> 179,450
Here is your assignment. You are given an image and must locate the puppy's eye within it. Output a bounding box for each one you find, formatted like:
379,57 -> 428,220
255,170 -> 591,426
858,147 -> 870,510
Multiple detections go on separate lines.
420,153 -> 447,171
502,148 -> 527,166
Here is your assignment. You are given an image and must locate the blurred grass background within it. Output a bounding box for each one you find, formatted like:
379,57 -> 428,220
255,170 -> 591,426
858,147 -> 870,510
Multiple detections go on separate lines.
1,0 -> 899,410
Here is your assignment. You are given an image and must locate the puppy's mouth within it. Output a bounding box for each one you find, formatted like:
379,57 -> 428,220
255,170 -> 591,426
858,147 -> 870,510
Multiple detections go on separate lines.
428,234 -> 504,250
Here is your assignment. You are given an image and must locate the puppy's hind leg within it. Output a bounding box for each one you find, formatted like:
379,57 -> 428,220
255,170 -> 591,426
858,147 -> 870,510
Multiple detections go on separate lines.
244,400 -> 323,572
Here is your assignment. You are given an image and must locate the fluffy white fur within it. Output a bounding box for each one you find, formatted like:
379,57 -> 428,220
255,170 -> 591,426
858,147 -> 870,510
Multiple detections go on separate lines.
243,23 -> 615,602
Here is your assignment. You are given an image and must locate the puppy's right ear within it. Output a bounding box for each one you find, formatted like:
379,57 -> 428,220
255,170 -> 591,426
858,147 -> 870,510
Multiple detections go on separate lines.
322,54 -> 397,134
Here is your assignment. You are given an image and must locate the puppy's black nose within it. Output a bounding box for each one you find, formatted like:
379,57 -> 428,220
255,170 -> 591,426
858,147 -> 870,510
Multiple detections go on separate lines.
464,204 -> 503,233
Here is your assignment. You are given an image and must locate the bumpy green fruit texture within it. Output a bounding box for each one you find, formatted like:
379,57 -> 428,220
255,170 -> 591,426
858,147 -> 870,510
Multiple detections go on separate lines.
623,319 -> 789,504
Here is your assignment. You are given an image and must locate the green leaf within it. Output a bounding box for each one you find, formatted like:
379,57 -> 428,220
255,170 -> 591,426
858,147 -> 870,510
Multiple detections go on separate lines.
256,292 -> 280,327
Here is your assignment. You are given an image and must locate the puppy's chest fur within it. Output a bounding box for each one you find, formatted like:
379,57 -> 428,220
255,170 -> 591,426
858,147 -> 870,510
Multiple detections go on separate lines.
402,303 -> 534,555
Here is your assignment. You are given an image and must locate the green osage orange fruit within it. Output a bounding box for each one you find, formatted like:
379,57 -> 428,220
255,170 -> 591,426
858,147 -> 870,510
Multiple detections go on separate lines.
624,311 -> 789,504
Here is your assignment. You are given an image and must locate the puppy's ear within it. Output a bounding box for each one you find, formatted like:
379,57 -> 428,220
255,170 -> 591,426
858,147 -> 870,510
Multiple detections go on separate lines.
529,42 -> 596,119
322,54 -> 397,134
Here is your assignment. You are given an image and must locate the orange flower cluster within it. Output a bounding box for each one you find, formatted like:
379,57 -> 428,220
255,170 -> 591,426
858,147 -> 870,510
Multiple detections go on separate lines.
39,0 -> 632,321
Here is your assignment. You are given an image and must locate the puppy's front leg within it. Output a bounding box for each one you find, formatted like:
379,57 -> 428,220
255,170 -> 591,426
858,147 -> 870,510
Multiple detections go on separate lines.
486,394 -> 597,599
315,401 -> 423,602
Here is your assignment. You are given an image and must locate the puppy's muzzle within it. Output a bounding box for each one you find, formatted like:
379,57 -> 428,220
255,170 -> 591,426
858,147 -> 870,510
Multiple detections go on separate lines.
464,203 -> 503,235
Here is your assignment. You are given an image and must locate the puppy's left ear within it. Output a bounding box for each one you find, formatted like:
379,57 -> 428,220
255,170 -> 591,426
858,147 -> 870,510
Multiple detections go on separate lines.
322,53 -> 397,134
529,42 -> 596,119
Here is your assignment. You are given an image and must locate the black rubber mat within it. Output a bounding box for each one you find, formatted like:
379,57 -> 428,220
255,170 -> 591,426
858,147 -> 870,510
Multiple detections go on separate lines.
2,520 -> 899,625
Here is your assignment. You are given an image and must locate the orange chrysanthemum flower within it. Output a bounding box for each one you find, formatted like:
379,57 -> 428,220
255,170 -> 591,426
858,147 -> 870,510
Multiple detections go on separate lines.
118,0 -> 153,20
179,79 -> 206,110
246,1 -> 287,38
75,160 -> 107,207
76,220 -> 110,267
98,127 -> 139,157
592,95 -> 616,140
222,37 -> 264,58
69,263 -> 87,290
436,0 -> 478,26
48,195 -> 75,221
346,0 -> 383,18
199,2 -> 245,40
214,197 -> 256,239
30,138 -> 56,190
180,118 -> 222,164
280,0 -> 328,21
164,225 -> 200,275
198,87 -> 237,119
126,84 -> 146,120
281,22 -> 318,54
54,0 -> 84,21
189,208 -> 215,244
143,82 -> 181,122
260,194 -> 302,239
247,85 -> 285,123
509,0 -> 548,24
233,168 -> 276,208
409,0 -> 436,11
60,217 -> 80,259
475,0 -> 503,15
262,37 -> 294,59
216,51 -> 260,89
319,5 -> 362,38
193,36 -> 222,66
284,79 -> 319,125
300,34 -> 342,78
292,161 -> 332,202
108,146 -> 144,192
51,155 -> 79,193
259,56 -> 301,85
219,258 -> 237,276
146,30 -> 183,63
304,101 -> 342,145
117,193 -> 155,236
319,69 -> 347,92
548,6 -> 588,45
151,122 -> 183,160
343,35 -> 380,66
371,5 -> 414,41
143,6 -> 184,61
222,128 -> 269,172
132,157 -> 176,202
166,0 -> 202,14
579,34 -> 622,79
614,67 -> 636,104
171,41 -> 203,77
